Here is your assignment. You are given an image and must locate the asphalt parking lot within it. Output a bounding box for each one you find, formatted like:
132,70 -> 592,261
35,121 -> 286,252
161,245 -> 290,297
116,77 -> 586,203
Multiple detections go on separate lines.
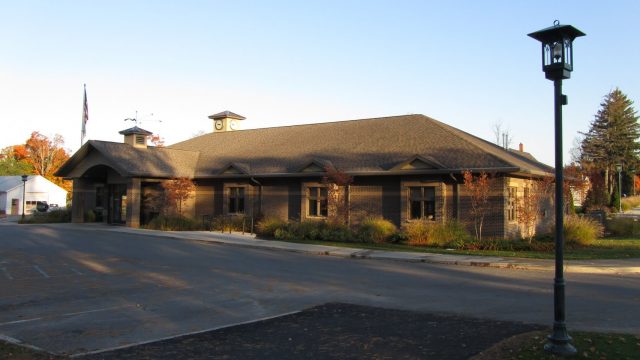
1,223 -> 639,356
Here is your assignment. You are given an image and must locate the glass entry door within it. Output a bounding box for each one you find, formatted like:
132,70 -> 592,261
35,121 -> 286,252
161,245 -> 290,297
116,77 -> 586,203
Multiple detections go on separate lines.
108,184 -> 127,224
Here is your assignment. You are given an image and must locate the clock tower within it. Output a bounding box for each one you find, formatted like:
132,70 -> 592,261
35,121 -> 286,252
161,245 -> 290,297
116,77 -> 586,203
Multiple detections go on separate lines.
208,111 -> 246,133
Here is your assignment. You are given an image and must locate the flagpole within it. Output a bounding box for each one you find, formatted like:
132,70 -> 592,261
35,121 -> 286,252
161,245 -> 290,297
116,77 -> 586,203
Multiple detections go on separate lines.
81,84 -> 88,147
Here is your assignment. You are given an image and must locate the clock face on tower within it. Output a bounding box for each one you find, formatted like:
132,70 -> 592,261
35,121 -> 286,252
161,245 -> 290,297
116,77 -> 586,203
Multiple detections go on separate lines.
229,120 -> 238,130
215,120 -> 223,130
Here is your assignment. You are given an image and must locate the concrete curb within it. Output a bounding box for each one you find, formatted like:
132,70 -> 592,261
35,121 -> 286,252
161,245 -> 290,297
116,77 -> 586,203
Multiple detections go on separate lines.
36,223 -> 640,275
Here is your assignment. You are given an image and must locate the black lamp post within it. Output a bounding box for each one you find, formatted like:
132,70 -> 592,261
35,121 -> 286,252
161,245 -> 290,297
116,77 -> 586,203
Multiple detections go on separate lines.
21,175 -> 28,220
528,21 -> 585,357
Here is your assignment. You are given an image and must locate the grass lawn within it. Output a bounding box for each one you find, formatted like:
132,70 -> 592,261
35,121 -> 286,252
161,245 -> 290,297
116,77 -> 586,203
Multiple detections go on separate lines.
273,237 -> 640,260
472,330 -> 640,360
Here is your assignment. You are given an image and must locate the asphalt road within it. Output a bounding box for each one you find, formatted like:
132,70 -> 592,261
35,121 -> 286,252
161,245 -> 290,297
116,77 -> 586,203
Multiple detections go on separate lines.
0,223 -> 638,356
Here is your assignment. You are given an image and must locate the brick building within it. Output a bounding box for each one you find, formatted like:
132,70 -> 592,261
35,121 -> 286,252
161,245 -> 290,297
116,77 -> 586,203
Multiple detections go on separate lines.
56,112 -> 554,238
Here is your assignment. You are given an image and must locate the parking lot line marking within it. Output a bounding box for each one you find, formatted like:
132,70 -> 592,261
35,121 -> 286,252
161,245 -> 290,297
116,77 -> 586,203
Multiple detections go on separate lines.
0,305 -> 136,327
1,267 -> 13,280
69,267 -> 83,275
33,265 -> 49,278
69,309 -> 302,358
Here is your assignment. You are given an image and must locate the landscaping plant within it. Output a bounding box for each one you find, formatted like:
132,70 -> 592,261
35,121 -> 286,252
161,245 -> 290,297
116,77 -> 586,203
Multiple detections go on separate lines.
357,217 -> 397,243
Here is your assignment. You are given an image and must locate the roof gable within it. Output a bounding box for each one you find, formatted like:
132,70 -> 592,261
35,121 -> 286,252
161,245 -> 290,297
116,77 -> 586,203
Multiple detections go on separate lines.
219,162 -> 250,175
296,159 -> 333,173
391,155 -> 445,171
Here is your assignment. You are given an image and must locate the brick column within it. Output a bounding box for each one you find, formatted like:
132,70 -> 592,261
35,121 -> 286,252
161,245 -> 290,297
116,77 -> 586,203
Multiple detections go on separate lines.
71,178 -> 91,223
126,178 -> 142,228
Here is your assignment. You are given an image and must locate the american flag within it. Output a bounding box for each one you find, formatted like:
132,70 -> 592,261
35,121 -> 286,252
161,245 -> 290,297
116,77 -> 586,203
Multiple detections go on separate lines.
81,84 -> 88,144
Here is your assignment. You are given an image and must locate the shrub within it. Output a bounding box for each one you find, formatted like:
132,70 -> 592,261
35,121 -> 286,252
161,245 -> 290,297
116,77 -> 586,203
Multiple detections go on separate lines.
85,209 -> 96,222
357,218 -> 397,243
606,217 -> 640,237
210,215 -> 250,233
20,209 -> 71,224
270,220 -> 356,242
256,217 -> 288,238
563,215 -> 603,247
145,215 -> 202,231
406,220 -> 470,248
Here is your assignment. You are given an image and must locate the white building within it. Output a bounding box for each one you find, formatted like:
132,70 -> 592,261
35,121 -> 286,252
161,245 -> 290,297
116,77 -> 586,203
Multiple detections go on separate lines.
0,175 -> 68,215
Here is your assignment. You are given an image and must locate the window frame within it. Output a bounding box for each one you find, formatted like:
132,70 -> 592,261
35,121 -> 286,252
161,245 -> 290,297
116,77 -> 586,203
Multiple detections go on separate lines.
307,186 -> 328,218
408,186 -> 436,221
227,186 -> 245,214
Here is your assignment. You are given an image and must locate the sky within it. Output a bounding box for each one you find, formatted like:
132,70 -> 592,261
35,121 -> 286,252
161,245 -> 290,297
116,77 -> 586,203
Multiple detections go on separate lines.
1,0 -> 638,166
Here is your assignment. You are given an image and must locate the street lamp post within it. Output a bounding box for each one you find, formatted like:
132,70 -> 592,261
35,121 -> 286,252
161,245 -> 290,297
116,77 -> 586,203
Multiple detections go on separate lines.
21,175 -> 28,221
528,21 -> 585,357
616,164 -> 623,212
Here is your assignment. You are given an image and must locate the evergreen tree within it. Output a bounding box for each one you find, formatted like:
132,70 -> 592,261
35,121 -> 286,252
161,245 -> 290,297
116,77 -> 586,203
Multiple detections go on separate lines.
580,88 -> 639,204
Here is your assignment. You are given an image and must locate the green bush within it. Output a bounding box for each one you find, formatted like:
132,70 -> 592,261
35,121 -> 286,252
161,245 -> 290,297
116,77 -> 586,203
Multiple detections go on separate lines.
357,217 -> 397,243
563,215 -> 603,247
268,220 -> 355,242
255,217 -> 288,238
20,209 -> 71,224
606,217 -> 640,237
210,215 -> 250,233
145,215 -> 203,231
85,209 -> 96,222
405,220 -> 470,248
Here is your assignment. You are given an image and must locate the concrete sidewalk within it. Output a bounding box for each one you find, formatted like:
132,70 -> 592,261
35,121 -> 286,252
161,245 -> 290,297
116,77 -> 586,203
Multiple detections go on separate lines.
67,223 -> 640,276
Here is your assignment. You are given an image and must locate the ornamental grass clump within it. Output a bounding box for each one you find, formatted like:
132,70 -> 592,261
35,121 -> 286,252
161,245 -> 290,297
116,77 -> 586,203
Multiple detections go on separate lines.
405,220 -> 470,248
563,215 -> 603,247
356,217 -> 397,243
256,217 -> 288,238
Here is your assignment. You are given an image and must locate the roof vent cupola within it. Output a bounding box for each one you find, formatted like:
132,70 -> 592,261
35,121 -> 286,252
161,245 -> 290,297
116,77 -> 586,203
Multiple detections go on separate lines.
119,126 -> 153,148
208,111 -> 246,133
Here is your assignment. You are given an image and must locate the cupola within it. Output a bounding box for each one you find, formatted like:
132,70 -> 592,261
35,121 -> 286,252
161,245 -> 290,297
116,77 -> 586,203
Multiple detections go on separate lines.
208,111 -> 246,132
119,126 -> 153,148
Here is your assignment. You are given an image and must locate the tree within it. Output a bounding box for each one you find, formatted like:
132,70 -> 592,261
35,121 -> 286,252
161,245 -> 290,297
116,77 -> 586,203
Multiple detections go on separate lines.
580,88 -> 639,205
463,170 -> 494,240
161,177 -> 195,216
0,146 -> 34,175
492,121 -> 513,149
150,134 -> 165,147
24,132 -> 70,189
322,165 -> 353,225
517,177 -> 553,242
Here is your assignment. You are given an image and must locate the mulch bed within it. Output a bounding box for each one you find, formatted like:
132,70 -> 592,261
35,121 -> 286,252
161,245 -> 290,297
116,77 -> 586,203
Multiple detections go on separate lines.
78,303 -> 543,360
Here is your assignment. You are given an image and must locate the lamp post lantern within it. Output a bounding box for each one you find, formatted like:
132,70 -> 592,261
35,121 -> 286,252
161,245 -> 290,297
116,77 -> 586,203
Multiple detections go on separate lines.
21,175 -> 28,221
528,21 -> 585,357
616,164 -> 623,212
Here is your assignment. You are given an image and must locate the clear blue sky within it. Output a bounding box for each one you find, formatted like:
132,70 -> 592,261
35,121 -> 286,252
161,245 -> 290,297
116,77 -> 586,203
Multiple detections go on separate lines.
1,0 -> 638,166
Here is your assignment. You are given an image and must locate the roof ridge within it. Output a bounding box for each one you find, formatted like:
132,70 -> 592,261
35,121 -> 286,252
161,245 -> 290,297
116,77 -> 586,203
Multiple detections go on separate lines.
428,118 -> 552,173
169,114 -> 422,148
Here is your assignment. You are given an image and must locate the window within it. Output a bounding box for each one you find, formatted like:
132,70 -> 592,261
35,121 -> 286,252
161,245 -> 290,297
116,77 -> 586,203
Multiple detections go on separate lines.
135,135 -> 145,144
409,186 -> 435,220
507,186 -> 517,221
228,187 -> 245,214
308,187 -> 328,217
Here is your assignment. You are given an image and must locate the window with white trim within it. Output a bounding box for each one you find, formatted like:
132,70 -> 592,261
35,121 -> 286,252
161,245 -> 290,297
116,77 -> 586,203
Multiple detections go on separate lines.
307,186 -> 328,217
